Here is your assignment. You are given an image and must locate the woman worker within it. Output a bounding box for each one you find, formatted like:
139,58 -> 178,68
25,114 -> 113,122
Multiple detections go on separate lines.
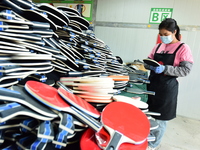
145,18 -> 194,150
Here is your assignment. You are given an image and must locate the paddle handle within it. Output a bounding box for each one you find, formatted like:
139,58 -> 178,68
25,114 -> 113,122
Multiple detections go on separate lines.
147,135 -> 156,142
56,81 -> 73,93
126,88 -> 155,95
53,129 -> 68,148
70,106 -> 101,132
144,91 -> 155,95
137,78 -> 150,84
58,112 -> 74,134
104,131 -> 122,150
37,120 -> 54,140
104,126 -> 146,150
30,21 -> 51,30
145,111 -> 161,116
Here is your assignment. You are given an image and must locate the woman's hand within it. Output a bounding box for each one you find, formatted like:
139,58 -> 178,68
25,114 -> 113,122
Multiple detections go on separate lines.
149,65 -> 165,74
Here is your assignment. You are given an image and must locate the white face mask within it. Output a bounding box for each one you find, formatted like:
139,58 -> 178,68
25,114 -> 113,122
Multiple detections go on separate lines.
160,35 -> 173,44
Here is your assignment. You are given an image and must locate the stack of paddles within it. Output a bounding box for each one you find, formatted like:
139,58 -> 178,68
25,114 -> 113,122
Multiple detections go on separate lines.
59,76 -> 116,111
0,0 -> 126,88
0,80 -> 152,149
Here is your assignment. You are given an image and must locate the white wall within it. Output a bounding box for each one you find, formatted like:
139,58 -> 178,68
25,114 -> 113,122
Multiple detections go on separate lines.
94,0 -> 200,120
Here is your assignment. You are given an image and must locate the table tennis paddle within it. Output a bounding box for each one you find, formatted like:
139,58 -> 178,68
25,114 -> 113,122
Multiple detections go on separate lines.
34,3 -> 70,25
0,16 -> 50,30
57,6 -> 81,16
144,111 -> 161,116
0,21 -> 29,30
0,102 -> 54,123
7,86 -> 58,118
128,73 -> 150,84
100,102 -> 149,150
0,65 -> 53,75
0,9 -> 16,20
0,45 -> 29,52
20,118 -> 39,134
18,41 -> 60,55
143,58 -> 160,67
70,20 -> 88,30
125,87 -> 155,95
0,31 -> 42,41
25,80 -> 101,131
4,28 -> 54,37
0,34 -> 44,46
1,0 -> 57,31
0,40 -> 25,48
0,79 -> 19,88
72,86 -> 118,94
68,22 -> 82,32
60,76 -> 114,88
0,60 -> 51,67
66,70 -> 105,77
43,37 -> 57,49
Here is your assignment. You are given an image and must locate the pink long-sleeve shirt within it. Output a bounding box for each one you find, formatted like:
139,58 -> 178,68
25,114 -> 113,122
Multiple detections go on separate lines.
148,41 -> 194,66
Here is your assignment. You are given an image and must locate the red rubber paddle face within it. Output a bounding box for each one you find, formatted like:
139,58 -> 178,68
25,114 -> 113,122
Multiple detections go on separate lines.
58,87 -> 100,118
25,80 -> 101,132
25,80 -> 70,111
101,102 -> 150,147
25,81 -> 100,118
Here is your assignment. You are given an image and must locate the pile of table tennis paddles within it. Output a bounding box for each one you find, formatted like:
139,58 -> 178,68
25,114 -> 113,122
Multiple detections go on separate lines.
0,0 -> 159,149
0,0 -> 127,89
0,80 -> 156,150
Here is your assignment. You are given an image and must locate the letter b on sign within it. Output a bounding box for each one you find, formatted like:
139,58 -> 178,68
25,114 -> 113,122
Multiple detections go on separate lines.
152,13 -> 159,21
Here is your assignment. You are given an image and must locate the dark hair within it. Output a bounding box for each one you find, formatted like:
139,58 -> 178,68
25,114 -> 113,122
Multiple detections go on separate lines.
159,18 -> 181,41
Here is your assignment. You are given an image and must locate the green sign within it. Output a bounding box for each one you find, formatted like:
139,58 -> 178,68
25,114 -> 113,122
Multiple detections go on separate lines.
149,8 -> 173,24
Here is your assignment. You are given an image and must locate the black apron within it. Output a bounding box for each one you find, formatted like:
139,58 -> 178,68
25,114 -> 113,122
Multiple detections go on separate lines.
147,43 -> 184,120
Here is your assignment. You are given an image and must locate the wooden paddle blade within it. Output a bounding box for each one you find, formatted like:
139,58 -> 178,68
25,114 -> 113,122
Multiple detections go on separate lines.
108,75 -> 129,81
